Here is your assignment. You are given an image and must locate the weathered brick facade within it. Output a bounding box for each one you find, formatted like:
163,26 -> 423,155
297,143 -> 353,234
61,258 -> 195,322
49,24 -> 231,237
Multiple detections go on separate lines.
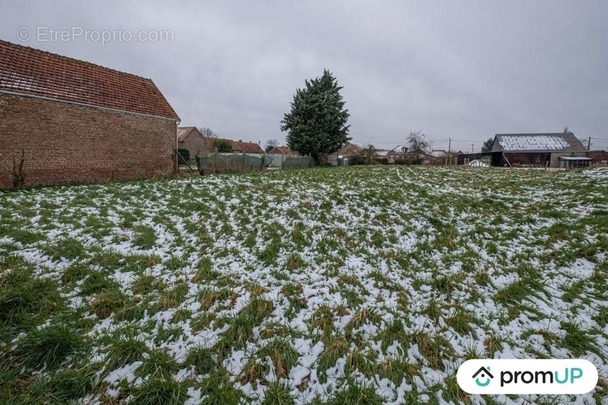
0,93 -> 177,188
0,39 -> 180,188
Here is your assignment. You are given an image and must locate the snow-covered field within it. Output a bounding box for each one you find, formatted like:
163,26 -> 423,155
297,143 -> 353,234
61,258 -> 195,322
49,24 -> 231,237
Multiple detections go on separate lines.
1,166 -> 607,404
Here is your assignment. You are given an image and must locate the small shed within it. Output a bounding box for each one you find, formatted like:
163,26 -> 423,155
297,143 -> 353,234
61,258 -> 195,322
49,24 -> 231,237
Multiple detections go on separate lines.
177,127 -> 206,160
328,143 -> 363,166
267,146 -> 295,167
587,149 -> 608,165
490,132 -> 588,168
558,156 -> 592,169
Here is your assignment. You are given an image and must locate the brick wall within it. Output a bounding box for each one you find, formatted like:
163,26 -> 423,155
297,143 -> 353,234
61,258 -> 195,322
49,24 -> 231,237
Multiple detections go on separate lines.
0,93 -> 177,188
587,150 -> 608,163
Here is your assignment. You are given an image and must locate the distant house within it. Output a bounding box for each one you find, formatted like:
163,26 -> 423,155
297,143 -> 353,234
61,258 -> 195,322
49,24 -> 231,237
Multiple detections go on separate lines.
268,146 -> 295,167
328,143 -> 363,166
587,149 -> 608,165
177,127 -> 206,160
230,140 -> 264,155
374,149 -> 390,158
429,149 -> 462,165
210,138 -> 264,158
431,149 -> 449,158
387,145 -> 409,163
0,40 -> 179,188
490,133 -> 589,168
268,146 -> 293,156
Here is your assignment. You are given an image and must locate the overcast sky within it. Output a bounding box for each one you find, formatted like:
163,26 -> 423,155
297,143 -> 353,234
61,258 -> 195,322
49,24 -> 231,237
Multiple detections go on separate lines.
2,1 -> 607,151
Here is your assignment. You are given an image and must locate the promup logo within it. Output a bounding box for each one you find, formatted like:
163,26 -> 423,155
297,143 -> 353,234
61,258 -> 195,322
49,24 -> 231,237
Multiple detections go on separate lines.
457,359 -> 598,394
472,366 -> 494,387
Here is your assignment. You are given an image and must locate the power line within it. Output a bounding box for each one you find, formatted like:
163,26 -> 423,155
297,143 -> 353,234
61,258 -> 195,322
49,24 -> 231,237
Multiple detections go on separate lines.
350,140 -> 404,144
351,139 -> 486,145
434,139 -> 485,143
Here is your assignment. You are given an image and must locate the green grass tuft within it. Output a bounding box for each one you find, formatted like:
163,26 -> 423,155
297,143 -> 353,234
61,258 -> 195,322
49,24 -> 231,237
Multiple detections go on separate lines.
131,377 -> 187,405
14,325 -> 86,371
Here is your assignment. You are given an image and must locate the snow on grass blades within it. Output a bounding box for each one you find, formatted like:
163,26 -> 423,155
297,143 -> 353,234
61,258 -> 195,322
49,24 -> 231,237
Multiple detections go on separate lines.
0,166 -> 607,404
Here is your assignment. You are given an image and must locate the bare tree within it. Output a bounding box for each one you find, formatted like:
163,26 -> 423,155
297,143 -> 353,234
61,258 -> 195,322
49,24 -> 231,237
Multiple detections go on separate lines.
407,131 -> 430,161
265,139 -> 279,153
199,127 -> 217,138
362,144 -> 375,165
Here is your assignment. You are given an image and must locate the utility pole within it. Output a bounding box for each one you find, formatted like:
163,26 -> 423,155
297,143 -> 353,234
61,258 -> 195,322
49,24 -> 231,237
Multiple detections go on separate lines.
471,144 -> 474,153
588,137 -> 591,151
448,137 -> 451,166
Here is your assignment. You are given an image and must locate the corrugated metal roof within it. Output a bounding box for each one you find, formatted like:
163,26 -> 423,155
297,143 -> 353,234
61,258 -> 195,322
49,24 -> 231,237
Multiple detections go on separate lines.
0,40 -> 179,120
492,133 -> 587,153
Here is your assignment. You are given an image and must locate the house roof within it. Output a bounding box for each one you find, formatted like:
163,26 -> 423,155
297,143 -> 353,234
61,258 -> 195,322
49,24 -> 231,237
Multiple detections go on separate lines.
430,149 -> 461,158
268,146 -> 292,155
337,143 -> 362,156
0,40 -> 179,120
231,140 -> 264,154
389,145 -> 408,153
431,149 -> 449,158
492,133 -> 586,153
177,127 -> 203,142
215,138 -> 263,154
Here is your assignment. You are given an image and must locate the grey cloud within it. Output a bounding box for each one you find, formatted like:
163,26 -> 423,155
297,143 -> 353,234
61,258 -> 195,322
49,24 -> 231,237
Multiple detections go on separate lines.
2,0 -> 607,150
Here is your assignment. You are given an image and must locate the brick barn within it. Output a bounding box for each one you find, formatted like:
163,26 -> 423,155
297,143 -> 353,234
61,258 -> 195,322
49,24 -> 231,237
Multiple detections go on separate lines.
0,40 -> 179,188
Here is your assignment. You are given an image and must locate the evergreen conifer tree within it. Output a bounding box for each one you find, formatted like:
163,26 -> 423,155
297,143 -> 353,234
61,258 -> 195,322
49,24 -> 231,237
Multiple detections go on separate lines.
281,70 -> 350,164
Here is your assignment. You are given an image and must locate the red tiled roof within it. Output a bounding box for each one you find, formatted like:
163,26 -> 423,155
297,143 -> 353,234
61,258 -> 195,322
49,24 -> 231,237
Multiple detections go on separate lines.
337,143 -> 362,156
229,139 -> 264,154
268,146 -> 292,155
0,40 -> 179,120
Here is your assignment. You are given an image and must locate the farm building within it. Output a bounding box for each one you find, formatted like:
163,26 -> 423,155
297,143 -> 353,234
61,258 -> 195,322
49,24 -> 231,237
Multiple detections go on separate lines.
431,149 -> 450,159
177,127 -> 206,161
268,146 -> 293,156
457,153 -> 485,165
0,40 -> 179,188
490,132 -> 589,168
210,138 -> 264,157
587,149 -> 608,165
328,143 -> 362,166
267,146 -> 295,168
387,145 -> 409,163
229,140 -> 264,156
429,149 -> 462,165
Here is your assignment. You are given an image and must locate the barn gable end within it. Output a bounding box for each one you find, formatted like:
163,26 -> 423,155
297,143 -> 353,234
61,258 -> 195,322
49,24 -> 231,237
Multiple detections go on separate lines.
0,40 -> 179,188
